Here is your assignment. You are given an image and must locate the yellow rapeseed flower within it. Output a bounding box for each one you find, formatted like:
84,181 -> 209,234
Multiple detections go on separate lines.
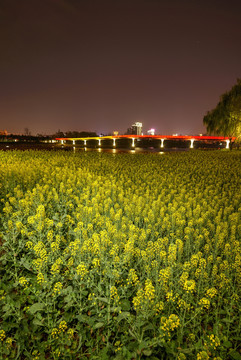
0,329 -> 6,341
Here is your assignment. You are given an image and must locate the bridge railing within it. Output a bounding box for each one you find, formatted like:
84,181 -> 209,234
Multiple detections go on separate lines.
56,135 -> 235,149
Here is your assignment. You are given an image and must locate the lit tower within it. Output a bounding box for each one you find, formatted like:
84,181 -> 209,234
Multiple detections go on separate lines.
131,122 -> 143,135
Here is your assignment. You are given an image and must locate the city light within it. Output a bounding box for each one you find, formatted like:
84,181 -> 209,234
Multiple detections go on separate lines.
147,128 -> 155,135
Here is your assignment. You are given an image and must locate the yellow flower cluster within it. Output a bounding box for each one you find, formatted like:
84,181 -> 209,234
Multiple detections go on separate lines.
0,329 -> 6,341
183,279 -> 196,293
33,242 -> 48,262
205,334 -> 220,350
206,288 -> 217,298
76,262 -> 88,279
133,288 -> 145,311
197,351 -> 210,360
159,267 -> 172,290
32,258 -> 45,271
25,241 -> 33,249
160,314 -> 180,339
92,257 -> 100,268
37,272 -> 45,285
58,320 -> 67,333
52,282 -> 63,296
110,285 -> 120,304
0,150 -> 240,359
51,320 -> 68,339
31,350 -> 40,360
198,297 -> 210,310
144,279 -> 155,302
178,298 -> 192,311
19,277 -> 29,289
5,337 -> 13,348
67,328 -> 74,339
50,258 -> 63,275
154,301 -> 164,315
166,290 -> 177,303
51,328 -> 59,338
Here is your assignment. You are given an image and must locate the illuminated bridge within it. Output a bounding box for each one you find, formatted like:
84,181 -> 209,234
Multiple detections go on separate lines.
56,135 -> 234,149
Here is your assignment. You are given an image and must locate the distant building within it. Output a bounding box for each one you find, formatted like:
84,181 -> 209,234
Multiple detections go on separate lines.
126,122 -> 143,135
147,128 -> 155,136
113,131 -> 119,136
132,122 -> 142,135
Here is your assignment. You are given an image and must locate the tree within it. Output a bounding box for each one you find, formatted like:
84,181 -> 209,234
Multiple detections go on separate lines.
53,130 -> 98,138
63,131 -> 97,138
203,79 -> 241,149
24,127 -> 31,136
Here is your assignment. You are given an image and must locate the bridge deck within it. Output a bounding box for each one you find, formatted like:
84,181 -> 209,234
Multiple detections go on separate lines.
56,135 -> 234,141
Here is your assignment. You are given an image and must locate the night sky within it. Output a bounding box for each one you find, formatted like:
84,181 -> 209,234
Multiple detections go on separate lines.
0,0 -> 241,136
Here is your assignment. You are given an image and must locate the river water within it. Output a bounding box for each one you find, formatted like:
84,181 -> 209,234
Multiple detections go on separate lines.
0,142 -> 210,153
69,146 -> 190,154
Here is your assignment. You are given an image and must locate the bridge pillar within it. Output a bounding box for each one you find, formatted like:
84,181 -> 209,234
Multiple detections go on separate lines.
160,138 -> 165,148
225,139 -> 230,149
132,138 -> 135,147
98,139 -> 101,146
61,140 -> 64,144
84,140 -> 87,146
190,139 -> 195,148
113,138 -> 116,147
72,140 -> 75,145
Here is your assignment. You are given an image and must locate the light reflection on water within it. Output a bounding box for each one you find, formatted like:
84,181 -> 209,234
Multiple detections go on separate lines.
1,143 -> 190,153
70,147 -> 189,154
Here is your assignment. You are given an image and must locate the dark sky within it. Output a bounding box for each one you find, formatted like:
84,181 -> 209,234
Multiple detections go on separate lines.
0,0 -> 241,135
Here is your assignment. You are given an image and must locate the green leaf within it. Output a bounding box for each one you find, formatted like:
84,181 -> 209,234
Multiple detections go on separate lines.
221,318 -> 233,323
76,314 -> 96,326
229,350 -> 241,360
117,311 -> 130,322
97,297 -> 109,304
99,346 -> 109,359
223,340 -> 233,348
28,303 -> 45,314
93,322 -> 105,329
64,294 -> 73,303
119,299 -> 131,311
219,310 -> 227,315
76,314 -> 90,322
143,349 -> 152,356
143,323 -> 155,331
20,257 -> 31,270
4,322 -> 19,331
128,329 -> 137,339
33,318 -> 44,326
2,304 -> 13,317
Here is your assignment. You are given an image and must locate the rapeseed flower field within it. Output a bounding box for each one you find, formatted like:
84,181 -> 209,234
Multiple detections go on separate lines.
0,150 -> 240,360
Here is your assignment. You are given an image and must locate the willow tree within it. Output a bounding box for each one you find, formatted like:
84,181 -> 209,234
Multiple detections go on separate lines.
203,79 -> 241,149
